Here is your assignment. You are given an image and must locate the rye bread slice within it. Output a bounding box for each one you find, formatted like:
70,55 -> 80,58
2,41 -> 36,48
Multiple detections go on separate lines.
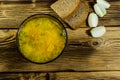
64,1 -> 89,29
51,0 -> 81,19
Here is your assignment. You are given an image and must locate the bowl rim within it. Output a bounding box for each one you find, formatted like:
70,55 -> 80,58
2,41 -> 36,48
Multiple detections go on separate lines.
16,14 -> 68,64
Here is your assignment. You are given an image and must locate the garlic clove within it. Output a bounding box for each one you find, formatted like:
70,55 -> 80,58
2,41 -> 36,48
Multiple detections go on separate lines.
90,26 -> 106,38
94,3 -> 106,17
97,0 -> 111,9
98,3 -> 107,15
88,12 -> 98,27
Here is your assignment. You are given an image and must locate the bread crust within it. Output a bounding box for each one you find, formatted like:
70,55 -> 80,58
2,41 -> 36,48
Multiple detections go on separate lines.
63,0 -> 81,19
51,0 -> 81,19
64,1 -> 89,29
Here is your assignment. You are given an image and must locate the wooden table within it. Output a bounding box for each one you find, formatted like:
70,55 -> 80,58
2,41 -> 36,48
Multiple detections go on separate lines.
0,0 -> 119,79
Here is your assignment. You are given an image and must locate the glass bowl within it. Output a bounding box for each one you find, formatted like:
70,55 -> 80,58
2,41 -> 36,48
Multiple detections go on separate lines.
17,14 -> 67,64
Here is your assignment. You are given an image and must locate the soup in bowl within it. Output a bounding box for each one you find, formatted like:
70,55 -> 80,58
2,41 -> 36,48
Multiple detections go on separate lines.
17,14 -> 67,63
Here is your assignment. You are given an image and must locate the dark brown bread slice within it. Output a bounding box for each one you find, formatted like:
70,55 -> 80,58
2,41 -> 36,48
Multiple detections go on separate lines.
51,0 -> 81,19
64,1 -> 89,29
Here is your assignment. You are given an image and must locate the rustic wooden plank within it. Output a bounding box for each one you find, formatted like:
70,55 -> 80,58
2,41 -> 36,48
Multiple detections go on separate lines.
1,72 -> 120,80
0,27 -> 119,72
0,2 -> 54,28
0,73 -> 47,80
49,72 -> 120,80
0,0 -> 119,28
0,29 -> 16,47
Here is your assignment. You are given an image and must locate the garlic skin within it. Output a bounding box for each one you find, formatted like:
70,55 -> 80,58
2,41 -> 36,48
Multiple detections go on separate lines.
88,12 -> 98,27
97,0 -> 111,9
90,26 -> 106,38
94,3 -> 106,17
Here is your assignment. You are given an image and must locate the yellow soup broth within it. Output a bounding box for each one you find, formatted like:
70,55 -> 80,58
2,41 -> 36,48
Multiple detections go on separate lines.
18,15 -> 66,63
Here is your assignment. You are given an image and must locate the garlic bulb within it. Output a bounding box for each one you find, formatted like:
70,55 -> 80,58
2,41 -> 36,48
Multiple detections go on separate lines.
88,12 -> 98,27
90,26 -> 106,38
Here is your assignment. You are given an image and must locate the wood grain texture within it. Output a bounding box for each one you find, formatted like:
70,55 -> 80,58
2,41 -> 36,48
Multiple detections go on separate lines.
0,0 -> 119,28
49,72 -> 120,80
0,0 -> 119,79
0,27 -> 119,72
0,73 -> 47,80
0,0 -> 119,76
0,72 -> 120,80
